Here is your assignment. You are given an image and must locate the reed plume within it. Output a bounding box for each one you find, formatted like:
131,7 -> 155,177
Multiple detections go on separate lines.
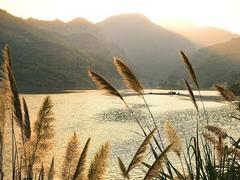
1,45 -> 12,153
164,121 -> 182,157
2,44 -> 12,69
73,138 -> 91,180
215,85 -> 235,102
0,77 -> 7,174
181,51 -> 210,125
47,157 -> 54,180
203,132 -> 225,162
202,132 -> 218,145
143,143 -> 173,180
119,128 -> 156,179
88,141 -> 110,180
88,69 -> 153,153
29,96 -> 55,172
2,45 -> 23,127
184,79 -> 199,113
22,97 -> 31,140
88,69 -> 153,145
2,45 -> 28,177
205,125 -> 227,139
113,57 -> 143,94
180,51 -> 199,90
88,70 -> 123,100
113,57 -> 163,148
62,132 -> 80,179
164,121 -> 185,176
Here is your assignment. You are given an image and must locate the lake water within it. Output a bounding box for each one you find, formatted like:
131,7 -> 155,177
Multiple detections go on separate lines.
22,89 -> 239,179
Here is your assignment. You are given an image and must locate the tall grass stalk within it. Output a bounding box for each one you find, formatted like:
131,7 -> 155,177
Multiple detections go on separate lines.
180,51 -> 209,125
47,157 -> 54,180
2,44 -> 240,179
113,57 -> 164,149
72,138 -> 90,180
143,143 -> 173,180
88,70 -> 160,156
88,70 -> 146,133
118,128 -> 156,179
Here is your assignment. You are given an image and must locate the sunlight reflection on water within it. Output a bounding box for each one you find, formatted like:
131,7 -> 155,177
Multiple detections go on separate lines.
21,90 -> 238,179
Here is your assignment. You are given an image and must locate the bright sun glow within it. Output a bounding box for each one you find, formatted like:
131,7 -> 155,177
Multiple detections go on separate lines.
0,0 -> 240,33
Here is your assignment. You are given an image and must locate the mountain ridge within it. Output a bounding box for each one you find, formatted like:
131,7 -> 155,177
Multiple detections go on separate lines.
167,37 -> 240,88
96,13 -> 197,81
1,9 -> 239,91
162,21 -> 239,46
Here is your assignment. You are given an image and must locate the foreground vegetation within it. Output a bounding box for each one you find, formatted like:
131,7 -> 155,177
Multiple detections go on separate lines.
0,44 -> 240,179
0,45 -> 110,179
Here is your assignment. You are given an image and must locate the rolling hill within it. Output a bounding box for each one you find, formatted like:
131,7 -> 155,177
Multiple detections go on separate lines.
0,9 -> 125,92
0,10 -> 198,91
167,38 -> 240,88
162,21 -> 239,47
97,14 -> 197,82
1,9 -> 239,92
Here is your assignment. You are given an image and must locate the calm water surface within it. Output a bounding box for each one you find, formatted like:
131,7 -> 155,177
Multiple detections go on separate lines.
22,90 -> 239,179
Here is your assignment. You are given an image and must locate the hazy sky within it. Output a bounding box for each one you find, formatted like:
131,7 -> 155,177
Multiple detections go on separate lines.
1,0 -> 240,33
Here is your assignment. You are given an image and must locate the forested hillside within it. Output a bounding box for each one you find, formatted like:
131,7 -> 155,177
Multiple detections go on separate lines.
167,38 -> 240,89
0,9 -> 125,92
1,9 -> 239,92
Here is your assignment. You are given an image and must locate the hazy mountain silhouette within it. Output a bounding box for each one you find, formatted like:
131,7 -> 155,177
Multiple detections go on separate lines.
97,14 -> 197,82
0,10 -> 199,90
163,21 -> 239,47
168,37 -> 240,88
1,9 -> 238,91
0,9 -> 125,92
